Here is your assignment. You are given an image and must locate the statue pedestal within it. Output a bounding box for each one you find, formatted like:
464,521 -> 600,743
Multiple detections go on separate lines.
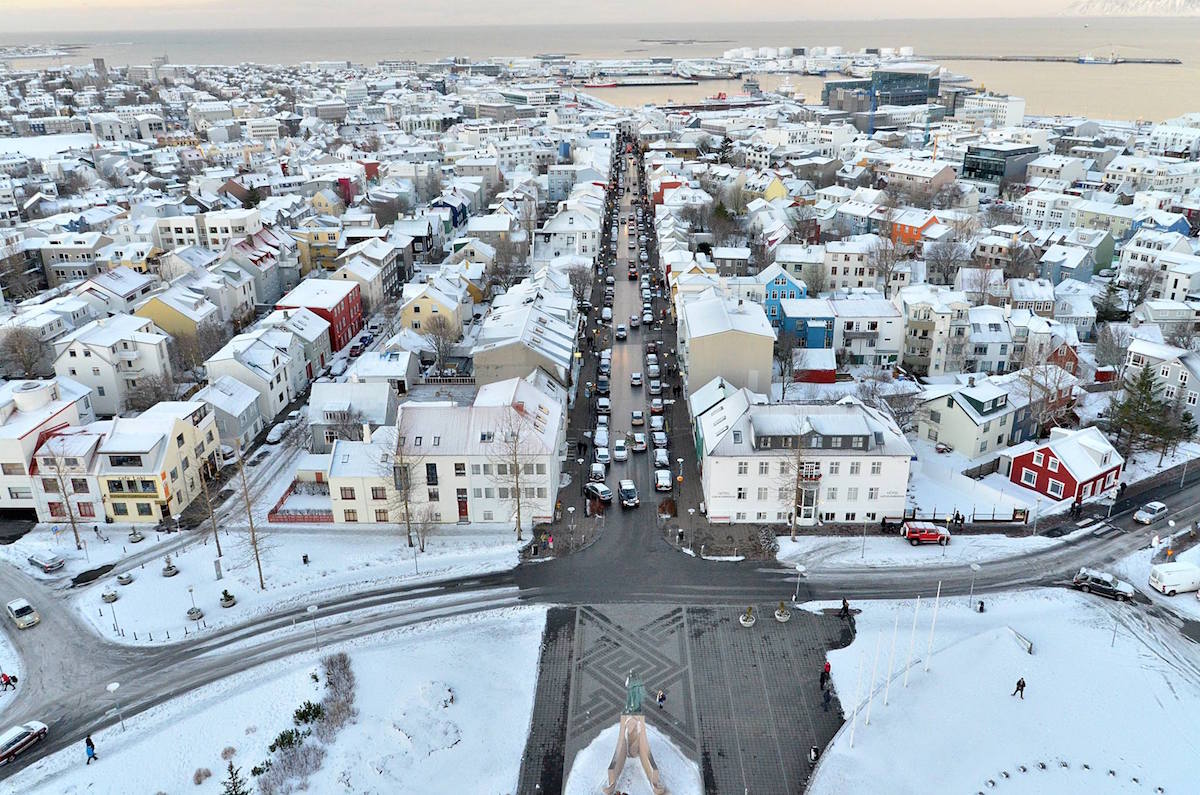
602,714 -> 668,795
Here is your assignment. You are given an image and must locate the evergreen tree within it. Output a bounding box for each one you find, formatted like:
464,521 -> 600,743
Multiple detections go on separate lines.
1094,282 -> 1126,323
717,136 -> 732,164
222,761 -> 251,795
1108,366 -> 1168,456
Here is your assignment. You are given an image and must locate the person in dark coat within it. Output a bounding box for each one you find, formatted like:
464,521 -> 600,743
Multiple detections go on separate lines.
838,599 -> 851,620
822,687 -> 833,712
85,735 -> 97,764
0,672 -> 13,691
1011,677 -> 1026,699
819,669 -> 830,690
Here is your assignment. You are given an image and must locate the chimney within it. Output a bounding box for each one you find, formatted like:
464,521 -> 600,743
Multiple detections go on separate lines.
362,423 -> 372,444
968,376 -> 976,387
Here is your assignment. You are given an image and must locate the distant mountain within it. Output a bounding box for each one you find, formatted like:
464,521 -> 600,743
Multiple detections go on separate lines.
1067,0 -> 1200,14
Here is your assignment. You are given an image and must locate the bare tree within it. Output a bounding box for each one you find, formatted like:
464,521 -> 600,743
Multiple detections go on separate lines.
422,312 -> 459,371
486,239 -> 526,293
1122,262 -> 1159,309
1002,240 -> 1038,280
234,447 -> 266,590
866,236 -> 906,298
0,327 -> 48,378
0,261 -> 42,301
1094,323 -> 1133,371
488,409 -> 540,541
170,322 -> 229,376
123,371 -> 178,414
35,434 -> 85,550
775,331 -> 801,401
565,262 -> 594,307
799,263 -> 827,296
925,240 -> 971,286
1013,360 -> 1077,435
386,421 -> 426,548
413,503 -> 440,553
319,407 -> 365,448
678,204 -> 712,233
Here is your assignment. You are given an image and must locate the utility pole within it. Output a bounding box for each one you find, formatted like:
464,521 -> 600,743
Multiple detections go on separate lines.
235,447 -> 266,590
198,464 -> 222,558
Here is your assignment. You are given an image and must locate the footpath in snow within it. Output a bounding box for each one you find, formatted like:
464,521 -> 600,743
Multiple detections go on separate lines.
777,531 -> 1068,571
806,590 -> 1200,795
9,607 -> 547,795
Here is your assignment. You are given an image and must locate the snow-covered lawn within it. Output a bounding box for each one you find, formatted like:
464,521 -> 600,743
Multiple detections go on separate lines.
1115,542 -> 1200,621
0,522 -> 174,582
807,590 -> 1200,795
777,531 -> 1068,570
564,723 -> 702,795
0,133 -> 96,158
10,607 -> 547,795
74,527 -> 522,645
907,446 -> 1031,520
1123,438 -> 1200,485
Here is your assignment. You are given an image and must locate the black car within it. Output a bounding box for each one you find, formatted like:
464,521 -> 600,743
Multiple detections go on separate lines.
1071,568 -> 1135,602
596,377 -> 610,396
618,479 -> 640,508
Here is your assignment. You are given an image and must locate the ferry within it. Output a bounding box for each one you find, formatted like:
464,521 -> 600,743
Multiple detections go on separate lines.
1078,52 -> 1120,65
583,80 -> 618,88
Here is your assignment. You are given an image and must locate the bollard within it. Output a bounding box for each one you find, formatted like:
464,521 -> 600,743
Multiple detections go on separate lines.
303,554 -> 309,565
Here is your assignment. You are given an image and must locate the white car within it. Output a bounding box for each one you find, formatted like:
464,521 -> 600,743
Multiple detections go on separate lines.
654,469 -> 674,492
597,397 -> 611,415
630,371 -> 643,387
26,552 -> 64,574
1134,501 -> 1168,524
5,598 -> 38,630
615,324 -> 628,340
594,427 -> 610,449
654,448 -> 671,468
0,721 -> 48,766
642,311 -> 654,324
595,447 -> 611,466
266,423 -> 288,444
629,314 -> 640,328
652,431 -> 669,448
613,438 -> 629,461
596,414 -> 610,430
649,380 -> 663,395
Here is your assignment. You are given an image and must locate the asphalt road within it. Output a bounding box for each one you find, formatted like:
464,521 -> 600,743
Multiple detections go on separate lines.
0,150 -> 1197,780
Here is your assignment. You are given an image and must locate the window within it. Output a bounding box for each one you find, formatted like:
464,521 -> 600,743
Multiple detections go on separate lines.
847,487 -> 859,502
48,501 -> 65,517
371,486 -> 386,500
454,463 -> 466,477
870,461 -> 881,475
832,437 -> 842,448
483,511 -> 494,521
1047,479 -> 1064,498
1,463 -> 24,476
851,436 -> 864,448
732,430 -> 742,444
484,487 -> 494,498
41,478 -> 58,493
737,461 -> 748,475
828,462 -> 840,475
136,502 -> 153,516
79,503 -> 95,518
1047,458 -> 1059,473
826,487 -> 838,501
414,436 -> 423,447
736,487 -> 747,500
375,510 -> 389,522
433,436 -> 441,446
480,431 -> 494,443
343,509 -> 358,522
176,433 -> 185,448
758,461 -> 769,475
340,487 -> 355,500
821,511 -> 836,521
112,502 -> 128,515
757,487 -> 768,500
849,462 -> 861,476
844,512 -> 856,522
868,487 -> 879,500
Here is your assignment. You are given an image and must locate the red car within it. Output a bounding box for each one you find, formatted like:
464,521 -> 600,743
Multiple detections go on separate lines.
900,521 -> 950,546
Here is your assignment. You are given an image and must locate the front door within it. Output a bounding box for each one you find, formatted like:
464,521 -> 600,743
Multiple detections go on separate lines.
456,488 -> 468,521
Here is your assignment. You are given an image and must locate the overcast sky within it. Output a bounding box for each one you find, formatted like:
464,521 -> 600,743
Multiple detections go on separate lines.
7,0 -> 1065,32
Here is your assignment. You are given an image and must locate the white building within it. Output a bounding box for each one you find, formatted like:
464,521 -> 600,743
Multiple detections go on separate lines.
0,378 -> 95,515
52,314 -> 174,416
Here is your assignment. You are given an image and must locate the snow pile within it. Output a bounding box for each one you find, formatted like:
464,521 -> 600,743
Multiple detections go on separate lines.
778,532 -> 1065,570
9,607 -> 546,794
564,723 -> 702,795
1115,542 -> 1200,621
807,590 -> 1200,795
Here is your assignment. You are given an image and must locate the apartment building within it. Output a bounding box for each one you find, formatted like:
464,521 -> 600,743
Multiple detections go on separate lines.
276,278 -> 363,351
0,378 -> 96,515
37,232 -> 114,287
98,401 -> 221,523
30,423 -> 110,525
677,289 -> 775,394
52,314 -> 174,416
893,284 -> 971,375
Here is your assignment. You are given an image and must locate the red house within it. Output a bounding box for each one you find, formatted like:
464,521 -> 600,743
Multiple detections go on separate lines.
1001,427 -> 1124,504
276,279 -> 363,351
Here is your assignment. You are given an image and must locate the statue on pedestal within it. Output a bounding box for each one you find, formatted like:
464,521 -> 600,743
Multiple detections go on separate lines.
603,670 -> 668,795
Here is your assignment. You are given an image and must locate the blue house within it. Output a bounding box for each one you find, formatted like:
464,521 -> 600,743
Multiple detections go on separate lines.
757,263 -> 808,328
779,298 -> 835,348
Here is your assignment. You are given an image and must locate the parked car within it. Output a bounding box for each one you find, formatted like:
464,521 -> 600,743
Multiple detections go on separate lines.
631,410 -> 645,426
654,448 -> 671,468
641,288 -> 651,302
613,438 -> 629,461
1134,501 -> 1169,524
348,343 -> 365,358
642,311 -> 654,324
601,307 -> 613,323
594,427 -> 610,449
630,371 -> 643,387
26,552 -> 65,573
597,397 -> 611,415
588,463 -> 607,482
650,399 -> 665,416
640,251 -> 649,263
596,414 -> 609,432
899,521 -> 950,546
655,469 -> 674,492
646,353 -> 659,367
596,377 -> 610,396
618,479 -> 640,508
649,380 -> 663,396
934,442 -> 954,453
652,431 -> 669,448
266,422 -> 288,444
585,482 -> 614,503
1149,562 -> 1200,596
606,275 -> 616,286
647,363 -> 661,379
598,360 -> 611,378
5,598 -> 38,629
595,447 -> 611,466
1072,567 -> 1135,602
0,721 -> 48,766
330,359 -> 348,377
631,432 -> 648,452
650,415 -> 665,433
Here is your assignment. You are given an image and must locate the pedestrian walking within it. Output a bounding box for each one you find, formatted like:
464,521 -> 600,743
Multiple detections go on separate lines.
819,669 -> 830,691
838,599 -> 851,620
1011,678 -> 1026,699
822,687 -> 832,712
85,735 -> 97,765
655,689 -> 666,709
823,661 -> 831,674
808,744 -> 821,766
548,534 -> 554,551
0,672 -> 14,691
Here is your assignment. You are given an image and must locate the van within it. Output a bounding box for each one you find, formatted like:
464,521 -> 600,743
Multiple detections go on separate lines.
1148,562 -> 1200,596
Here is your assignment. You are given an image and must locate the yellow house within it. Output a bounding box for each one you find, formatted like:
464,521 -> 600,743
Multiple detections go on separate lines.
98,402 -> 222,523
290,220 -> 341,274
134,285 -> 221,337
743,172 -> 788,202
399,280 -> 463,336
310,188 -> 346,217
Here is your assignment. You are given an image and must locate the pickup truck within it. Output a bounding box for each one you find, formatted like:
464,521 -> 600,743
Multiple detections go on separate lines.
900,521 -> 950,546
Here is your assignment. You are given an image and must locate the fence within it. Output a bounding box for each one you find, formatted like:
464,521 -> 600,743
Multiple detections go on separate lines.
267,480 -> 334,523
961,458 -> 1000,480
420,375 -> 476,386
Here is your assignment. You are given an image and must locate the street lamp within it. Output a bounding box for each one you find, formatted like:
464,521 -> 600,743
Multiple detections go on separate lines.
188,585 -> 196,611
306,604 -> 320,652
793,564 -> 807,602
687,507 -> 696,551
968,563 -> 981,608
107,682 -> 125,731
676,457 -> 684,481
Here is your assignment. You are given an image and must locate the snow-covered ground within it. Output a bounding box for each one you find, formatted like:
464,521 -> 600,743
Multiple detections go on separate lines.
564,723 -> 702,795
907,443 -> 1031,520
1115,542 -> 1200,621
807,590 -> 1200,795
74,527 -> 522,645
778,531 -> 1070,570
10,607 -> 547,795
0,133 -> 95,158
0,522 -> 172,582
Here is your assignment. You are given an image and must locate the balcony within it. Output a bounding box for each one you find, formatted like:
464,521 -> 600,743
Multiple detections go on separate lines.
843,329 -> 878,341
117,349 -> 139,362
